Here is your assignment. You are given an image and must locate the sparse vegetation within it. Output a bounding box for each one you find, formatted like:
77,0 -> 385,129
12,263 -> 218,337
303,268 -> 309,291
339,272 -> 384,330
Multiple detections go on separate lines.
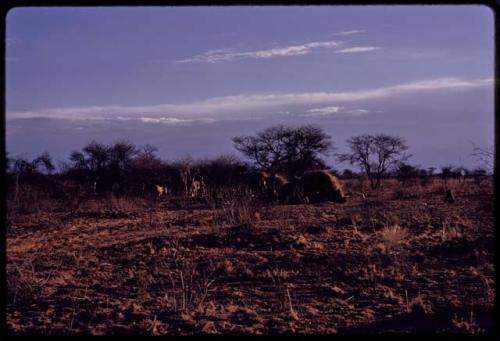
232,125 -> 333,176
6,136 -> 494,335
337,134 -> 411,189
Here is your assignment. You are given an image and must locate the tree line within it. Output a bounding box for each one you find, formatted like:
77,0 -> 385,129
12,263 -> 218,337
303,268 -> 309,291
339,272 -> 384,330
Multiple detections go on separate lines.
5,124 -> 492,201
232,125 -> 491,189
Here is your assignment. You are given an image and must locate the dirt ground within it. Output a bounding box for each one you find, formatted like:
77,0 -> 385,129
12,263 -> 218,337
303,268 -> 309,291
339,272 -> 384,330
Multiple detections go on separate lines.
6,179 -> 495,335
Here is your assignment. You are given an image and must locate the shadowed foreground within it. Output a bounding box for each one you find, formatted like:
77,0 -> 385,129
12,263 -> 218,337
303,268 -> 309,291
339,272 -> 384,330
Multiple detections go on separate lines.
6,179 -> 494,335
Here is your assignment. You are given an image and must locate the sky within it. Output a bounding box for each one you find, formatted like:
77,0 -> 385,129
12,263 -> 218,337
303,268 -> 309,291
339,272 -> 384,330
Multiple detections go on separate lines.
5,5 -> 495,170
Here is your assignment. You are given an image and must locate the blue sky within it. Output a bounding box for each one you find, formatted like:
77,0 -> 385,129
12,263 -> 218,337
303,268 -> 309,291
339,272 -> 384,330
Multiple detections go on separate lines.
5,6 -> 494,170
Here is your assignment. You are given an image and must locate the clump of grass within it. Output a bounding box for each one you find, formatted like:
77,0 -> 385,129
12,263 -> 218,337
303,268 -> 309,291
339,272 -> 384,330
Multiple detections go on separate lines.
161,259 -> 217,314
7,258 -> 51,305
408,293 -> 433,315
213,186 -> 260,227
451,312 -> 484,334
378,224 -> 409,251
440,225 -> 463,242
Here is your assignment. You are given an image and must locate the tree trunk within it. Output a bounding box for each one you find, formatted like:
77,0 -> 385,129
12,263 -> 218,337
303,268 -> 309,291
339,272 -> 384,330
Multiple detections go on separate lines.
369,175 -> 376,190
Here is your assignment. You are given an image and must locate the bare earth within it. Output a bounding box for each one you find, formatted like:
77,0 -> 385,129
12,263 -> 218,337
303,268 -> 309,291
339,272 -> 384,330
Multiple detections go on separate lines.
6,179 -> 495,335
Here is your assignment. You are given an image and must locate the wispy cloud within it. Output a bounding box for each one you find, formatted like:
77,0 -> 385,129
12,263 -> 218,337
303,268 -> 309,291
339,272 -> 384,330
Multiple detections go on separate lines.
345,109 -> 370,115
177,40 -> 340,63
304,106 -> 343,116
115,116 -> 202,124
138,117 -> 216,124
335,46 -> 383,54
303,106 -> 370,117
9,77 -> 492,122
138,117 -> 193,124
334,29 -> 366,36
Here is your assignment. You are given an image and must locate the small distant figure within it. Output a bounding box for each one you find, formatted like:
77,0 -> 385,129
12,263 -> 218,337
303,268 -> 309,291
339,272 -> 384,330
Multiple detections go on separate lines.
444,189 -> 455,203
156,185 -> 168,198
190,179 -> 205,197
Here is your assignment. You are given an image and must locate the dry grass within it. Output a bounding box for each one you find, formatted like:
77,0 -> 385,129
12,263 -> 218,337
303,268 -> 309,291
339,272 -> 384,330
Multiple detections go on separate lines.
212,186 -> 260,227
6,177 -> 494,335
377,224 -> 409,252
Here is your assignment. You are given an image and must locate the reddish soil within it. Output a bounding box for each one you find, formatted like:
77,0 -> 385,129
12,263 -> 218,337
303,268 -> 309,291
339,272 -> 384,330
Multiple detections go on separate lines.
6,179 -> 495,335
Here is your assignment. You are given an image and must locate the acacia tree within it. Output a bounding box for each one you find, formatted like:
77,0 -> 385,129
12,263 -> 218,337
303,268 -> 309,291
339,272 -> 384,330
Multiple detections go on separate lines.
395,163 -> 420,185
70,141 -> 110,173
128,144 -> 165,195
197,154 -> 249,189
440,165 -> 464,188
338,134 -> 411,189
69,141 -> 111,191
11,152 -> 55,176
138,144 -> 159,161
471,145 -> 494,174
232,125 -> 333,176
9,152 -> 55,201
69,141 -> 139,194
108,141 -> 139,178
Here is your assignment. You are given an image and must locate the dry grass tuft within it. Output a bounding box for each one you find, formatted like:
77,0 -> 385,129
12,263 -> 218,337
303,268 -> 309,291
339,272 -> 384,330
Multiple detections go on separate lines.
377,224 -> 409,252
452,313 -> 484,334
213,187 -> 260,227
